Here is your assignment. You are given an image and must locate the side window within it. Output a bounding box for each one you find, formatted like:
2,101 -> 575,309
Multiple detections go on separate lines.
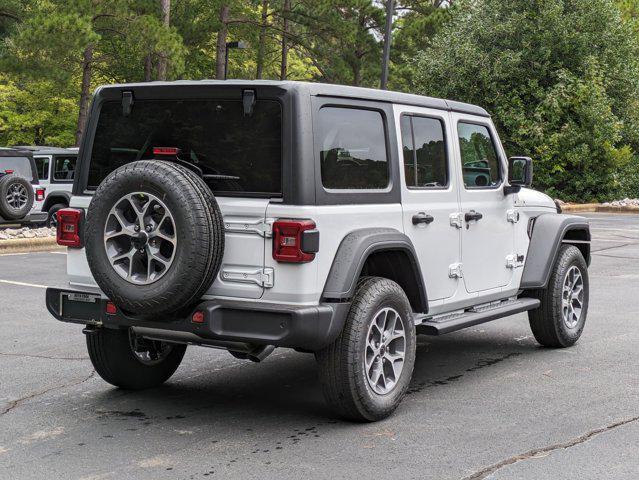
457,122 -> 501,188
318,107 -> 389,190
53,156 -> 77,181
34,157 -> 49,180
400,115 -> 448,188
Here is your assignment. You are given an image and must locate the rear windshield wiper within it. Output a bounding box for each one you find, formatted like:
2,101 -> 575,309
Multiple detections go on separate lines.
202,174 -> 241,180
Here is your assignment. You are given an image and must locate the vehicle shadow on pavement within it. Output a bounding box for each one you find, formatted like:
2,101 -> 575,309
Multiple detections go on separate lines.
79,327 -> 549,427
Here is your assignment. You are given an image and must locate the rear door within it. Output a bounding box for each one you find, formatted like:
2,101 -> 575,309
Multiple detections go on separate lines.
395,106 -> 461,302
69,95 -> 282,300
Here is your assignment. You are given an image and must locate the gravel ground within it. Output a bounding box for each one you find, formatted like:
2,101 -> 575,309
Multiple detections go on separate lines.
0,226 -> 55,240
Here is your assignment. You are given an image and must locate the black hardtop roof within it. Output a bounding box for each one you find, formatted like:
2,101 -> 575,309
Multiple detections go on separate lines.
11,146 -> 77,155
95,80 -> 490,118
0,147 -> 33,158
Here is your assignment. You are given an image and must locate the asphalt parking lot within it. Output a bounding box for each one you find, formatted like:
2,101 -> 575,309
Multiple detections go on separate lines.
0,212 -> 638,480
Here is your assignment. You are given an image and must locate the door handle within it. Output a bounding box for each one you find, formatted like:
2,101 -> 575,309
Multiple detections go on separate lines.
464,210 -> 483,222
412,213 -> 435,225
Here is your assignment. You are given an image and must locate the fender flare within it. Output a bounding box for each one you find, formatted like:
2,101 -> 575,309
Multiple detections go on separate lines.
42,191 -> 71,211
520,213 -> 590,289
321,228 -> 428,312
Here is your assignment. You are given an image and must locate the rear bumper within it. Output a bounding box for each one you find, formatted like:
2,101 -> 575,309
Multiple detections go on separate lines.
0,212 -> 47,225
45,287 -> 350,351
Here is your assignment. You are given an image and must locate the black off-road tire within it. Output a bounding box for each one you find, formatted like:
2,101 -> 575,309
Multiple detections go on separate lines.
528,245 -> 589,348
46,203 -> 67,228
84,160 -> 224,316
87,328 -> 186,389
0,174 -> 34,220
315,277 -> 416,422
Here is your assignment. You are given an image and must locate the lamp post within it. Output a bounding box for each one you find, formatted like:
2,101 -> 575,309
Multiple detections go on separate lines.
380,0 -> 395,90
224,41 -> 247,80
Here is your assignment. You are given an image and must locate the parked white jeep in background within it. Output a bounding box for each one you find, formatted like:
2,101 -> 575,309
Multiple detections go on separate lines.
46,81 -> 590,421
13,146 -> 78,227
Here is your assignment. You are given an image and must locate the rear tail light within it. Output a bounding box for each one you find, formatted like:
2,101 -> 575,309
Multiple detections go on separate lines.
153,146 -> 181,156
105,302 -> 117,315
56,208 -> 84,248
4,169 -> 14,174
35,188 -> 46,201
192,311 -> 205,324
272,219 -> 319,263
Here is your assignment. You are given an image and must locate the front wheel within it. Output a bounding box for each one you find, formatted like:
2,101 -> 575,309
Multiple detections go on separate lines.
316,277 -> 416,422
528,245 -> 589,347
87,328 -> 186,389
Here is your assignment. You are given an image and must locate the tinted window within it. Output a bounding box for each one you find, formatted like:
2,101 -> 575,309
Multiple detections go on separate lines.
53,155 -> 76,181
318,107 -> 388,190
457,123 -> 501,188
35,157 -> 49,180
0,157 -> 34,181
89,99 -> 282,194
401,115 -> 447,188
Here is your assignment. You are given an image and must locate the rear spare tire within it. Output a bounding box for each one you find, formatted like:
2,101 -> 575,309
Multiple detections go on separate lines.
0,174 -> 34,220
84,160 -> 224,316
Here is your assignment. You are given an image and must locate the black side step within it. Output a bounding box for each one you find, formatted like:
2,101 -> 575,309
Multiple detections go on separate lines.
416,298 -> 540,336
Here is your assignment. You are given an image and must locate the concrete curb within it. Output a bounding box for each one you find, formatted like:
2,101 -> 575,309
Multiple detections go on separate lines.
562,203 -> 639,214
0,237 -> 62,254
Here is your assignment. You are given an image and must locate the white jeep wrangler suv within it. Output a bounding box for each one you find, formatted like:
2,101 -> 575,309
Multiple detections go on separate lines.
46,81 -> 590,421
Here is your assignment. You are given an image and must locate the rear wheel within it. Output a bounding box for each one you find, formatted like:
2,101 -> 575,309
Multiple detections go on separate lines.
316,277 -> 416,422
87,328 -> 186,389
528,245 -> 589,347
46,203 -> 67,228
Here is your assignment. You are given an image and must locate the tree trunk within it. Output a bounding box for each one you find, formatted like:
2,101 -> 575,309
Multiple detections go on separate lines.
75,44 -> 93,147
255,0 -> 269,79
144,53 -> 153,81
352,63 -> 362,86
280,0 -> 290,80
156,0 -> 170,80
215,4 -> 230,79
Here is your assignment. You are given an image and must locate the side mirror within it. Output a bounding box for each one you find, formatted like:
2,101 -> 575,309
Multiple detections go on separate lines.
507,156 -> 533,192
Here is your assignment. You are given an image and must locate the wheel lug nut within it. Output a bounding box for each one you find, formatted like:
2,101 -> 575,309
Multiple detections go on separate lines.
134,225 -> 140,232
145,225 -> 152,232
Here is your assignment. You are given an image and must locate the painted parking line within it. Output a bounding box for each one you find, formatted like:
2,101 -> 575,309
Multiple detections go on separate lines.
0,250 -> 66,257
0,279 -> 49,289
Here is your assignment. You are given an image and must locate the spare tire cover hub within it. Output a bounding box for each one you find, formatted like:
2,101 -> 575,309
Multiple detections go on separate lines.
104,192 -> 177,285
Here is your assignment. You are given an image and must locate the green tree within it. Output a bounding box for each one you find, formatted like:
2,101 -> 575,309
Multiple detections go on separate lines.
0,75 -> 76,146
414,0 -> 639,201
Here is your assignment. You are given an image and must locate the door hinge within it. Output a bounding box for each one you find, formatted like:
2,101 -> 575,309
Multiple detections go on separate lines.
223,217 -> 274,237
506,209 -> 520,223
505,254 -> 525,269
448,263 -> 463,278
449,212 -> 463,229
220,267 -> 274,288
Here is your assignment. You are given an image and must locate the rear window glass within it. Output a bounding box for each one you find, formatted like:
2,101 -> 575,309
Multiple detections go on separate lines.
88,99 -> 282,194
318,107 -> 389,190
0,157 -> 34,181
53,155 -> 76,181
35,157 -> 49,180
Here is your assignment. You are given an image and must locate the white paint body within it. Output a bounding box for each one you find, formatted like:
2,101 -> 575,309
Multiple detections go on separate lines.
66,110 -> 557,315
